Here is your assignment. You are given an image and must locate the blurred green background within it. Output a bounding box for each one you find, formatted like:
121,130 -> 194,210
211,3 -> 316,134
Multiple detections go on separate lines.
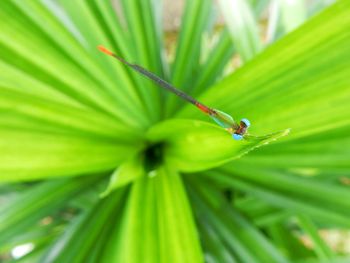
1,0 -> 350,262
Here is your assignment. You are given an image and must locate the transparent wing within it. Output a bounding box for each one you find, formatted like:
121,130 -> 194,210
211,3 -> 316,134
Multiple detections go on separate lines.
210,109 -> 239,129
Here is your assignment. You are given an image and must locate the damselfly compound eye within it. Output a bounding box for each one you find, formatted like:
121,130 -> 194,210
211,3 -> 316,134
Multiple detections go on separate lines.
232,134 -> 243,140
241,118 -> 251,128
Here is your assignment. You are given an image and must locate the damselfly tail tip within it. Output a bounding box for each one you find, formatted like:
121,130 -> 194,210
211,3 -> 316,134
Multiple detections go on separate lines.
97,45 -> 113,56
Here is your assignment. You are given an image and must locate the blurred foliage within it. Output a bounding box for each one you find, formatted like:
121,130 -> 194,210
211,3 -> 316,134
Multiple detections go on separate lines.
0,0 -> 350,262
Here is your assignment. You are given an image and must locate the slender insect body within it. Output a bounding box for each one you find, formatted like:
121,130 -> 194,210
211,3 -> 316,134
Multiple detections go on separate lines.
98,45 -> 250,140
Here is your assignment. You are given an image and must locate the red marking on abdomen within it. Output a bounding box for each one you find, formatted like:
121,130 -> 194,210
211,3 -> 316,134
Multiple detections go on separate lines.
196,103 -> 210,114
97,45 -> 113,56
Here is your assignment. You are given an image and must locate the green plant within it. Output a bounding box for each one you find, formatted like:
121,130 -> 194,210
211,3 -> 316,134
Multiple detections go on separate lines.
0,0 -> 350,262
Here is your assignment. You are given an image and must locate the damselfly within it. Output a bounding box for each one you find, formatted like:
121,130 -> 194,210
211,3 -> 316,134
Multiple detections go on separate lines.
98,45 -> 250,140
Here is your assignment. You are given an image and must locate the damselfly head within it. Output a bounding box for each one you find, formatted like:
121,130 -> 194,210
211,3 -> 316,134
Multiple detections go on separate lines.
232,118 -> 251,140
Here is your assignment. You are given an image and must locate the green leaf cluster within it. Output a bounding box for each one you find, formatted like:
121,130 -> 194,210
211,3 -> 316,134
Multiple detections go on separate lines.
0,0 -> 349,262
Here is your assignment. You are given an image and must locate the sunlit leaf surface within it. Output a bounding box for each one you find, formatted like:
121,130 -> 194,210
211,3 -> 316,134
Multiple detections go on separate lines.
147,119 -> 290,172
0,0 -> 349,262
